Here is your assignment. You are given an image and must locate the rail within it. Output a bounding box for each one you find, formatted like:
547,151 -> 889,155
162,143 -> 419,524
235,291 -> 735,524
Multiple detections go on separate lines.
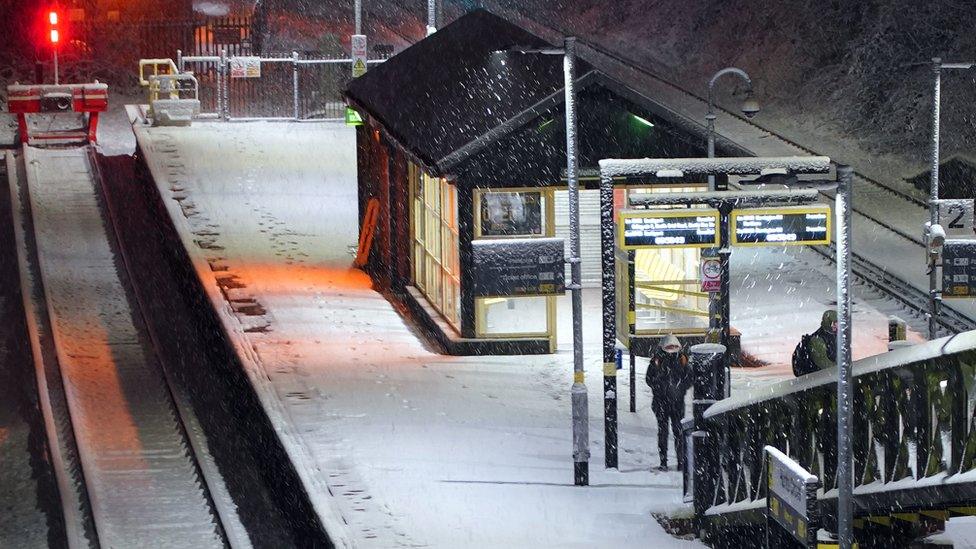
694,330 -> 976,545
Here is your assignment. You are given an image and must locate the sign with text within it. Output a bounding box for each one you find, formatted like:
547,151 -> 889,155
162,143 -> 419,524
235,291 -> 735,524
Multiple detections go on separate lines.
472,238 -> 565,297
700,257 -> 721,293
618,209 -> 720,250
766,446 -> 819,547
943,240 -> 976,299
732,205 -> 831,246
351,34 -> 368,78
935,199 -> 976,238
229,56 -> 261,78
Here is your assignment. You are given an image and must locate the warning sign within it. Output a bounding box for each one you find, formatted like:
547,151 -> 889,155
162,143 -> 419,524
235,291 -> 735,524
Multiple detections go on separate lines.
700,257 -> 721,293
229,56 -> 261,78
351,34 -> 368,78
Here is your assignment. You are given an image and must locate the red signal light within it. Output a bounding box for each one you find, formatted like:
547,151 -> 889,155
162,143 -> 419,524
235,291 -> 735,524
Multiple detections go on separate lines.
49,11 -> 58,25
50,29 -> 59,44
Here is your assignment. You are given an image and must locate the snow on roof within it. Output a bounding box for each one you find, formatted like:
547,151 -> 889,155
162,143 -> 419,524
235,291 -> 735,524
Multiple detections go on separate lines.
345,10 -> 595,172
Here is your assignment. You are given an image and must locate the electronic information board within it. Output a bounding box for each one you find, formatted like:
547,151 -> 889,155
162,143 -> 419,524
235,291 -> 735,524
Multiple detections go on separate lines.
618,209 -> 720,249
732,205 -> 831,246
943,240 -> 976,299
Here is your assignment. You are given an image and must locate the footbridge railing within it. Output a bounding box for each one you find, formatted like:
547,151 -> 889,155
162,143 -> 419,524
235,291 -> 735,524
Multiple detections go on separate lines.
692,331 -> 976,546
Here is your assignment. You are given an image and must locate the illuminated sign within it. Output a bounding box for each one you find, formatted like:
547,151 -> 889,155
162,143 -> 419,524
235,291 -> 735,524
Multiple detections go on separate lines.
345,107 -> 364,126
618,209 -> 720,249
943,240 -> 976,299
472,238 -> 565,297
732,205 -> 831,246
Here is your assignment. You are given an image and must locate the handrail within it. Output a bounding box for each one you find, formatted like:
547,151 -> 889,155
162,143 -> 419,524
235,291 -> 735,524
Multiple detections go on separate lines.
706,330 -> 976,419
139,59 -> 180,86
697,329 -> 976,533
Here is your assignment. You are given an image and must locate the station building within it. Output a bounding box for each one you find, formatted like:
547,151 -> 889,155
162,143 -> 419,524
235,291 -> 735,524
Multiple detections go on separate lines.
345,10 -> 739,355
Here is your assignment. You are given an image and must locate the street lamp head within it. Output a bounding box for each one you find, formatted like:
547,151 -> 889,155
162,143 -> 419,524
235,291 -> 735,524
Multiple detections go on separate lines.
740,95 -> 760,119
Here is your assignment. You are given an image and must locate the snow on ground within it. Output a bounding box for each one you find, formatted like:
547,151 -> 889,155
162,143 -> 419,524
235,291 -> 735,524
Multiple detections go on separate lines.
134,119 -> 704,547
127,114 -> 959,546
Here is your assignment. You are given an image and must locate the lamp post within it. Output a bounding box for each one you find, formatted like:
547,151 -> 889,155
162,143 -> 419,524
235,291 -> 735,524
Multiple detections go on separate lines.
502,37 -> 590,485
927,58 -> 975,340
704,68 -> 759,386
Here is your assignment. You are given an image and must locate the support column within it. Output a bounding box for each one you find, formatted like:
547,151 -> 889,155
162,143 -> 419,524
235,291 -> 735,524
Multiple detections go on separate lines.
600,172 -> 618,469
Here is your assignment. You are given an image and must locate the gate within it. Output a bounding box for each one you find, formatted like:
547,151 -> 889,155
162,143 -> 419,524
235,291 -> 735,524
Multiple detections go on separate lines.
179,51 -> 385,121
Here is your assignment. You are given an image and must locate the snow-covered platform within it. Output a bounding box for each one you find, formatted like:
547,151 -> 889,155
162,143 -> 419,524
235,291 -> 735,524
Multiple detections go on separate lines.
131,115 -> 710,547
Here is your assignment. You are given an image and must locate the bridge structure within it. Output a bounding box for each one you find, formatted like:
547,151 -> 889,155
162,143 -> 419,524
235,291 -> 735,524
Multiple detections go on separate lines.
696,330 -> 976,547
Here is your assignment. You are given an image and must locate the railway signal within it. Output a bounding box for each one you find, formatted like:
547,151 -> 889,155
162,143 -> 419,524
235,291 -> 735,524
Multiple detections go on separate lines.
47,8 -> 61,84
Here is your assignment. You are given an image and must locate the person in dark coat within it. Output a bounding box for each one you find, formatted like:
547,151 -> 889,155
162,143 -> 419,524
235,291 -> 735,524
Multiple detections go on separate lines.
646,334 -> 691,471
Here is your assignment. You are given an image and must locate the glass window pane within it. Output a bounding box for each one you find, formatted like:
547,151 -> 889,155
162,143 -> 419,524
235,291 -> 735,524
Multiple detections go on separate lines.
414,244 -> 425,289
479,191 -> 543,237
479,296 -> 548,335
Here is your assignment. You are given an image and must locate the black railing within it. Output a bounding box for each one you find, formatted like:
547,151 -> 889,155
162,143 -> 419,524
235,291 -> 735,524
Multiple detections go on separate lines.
694,331 -> 976,542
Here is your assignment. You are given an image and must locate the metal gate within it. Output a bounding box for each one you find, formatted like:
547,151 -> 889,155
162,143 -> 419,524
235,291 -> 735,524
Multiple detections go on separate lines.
178,51 -> 386,121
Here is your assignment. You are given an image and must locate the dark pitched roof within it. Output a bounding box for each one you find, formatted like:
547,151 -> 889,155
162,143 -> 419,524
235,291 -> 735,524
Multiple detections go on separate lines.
345,9 -> 595,173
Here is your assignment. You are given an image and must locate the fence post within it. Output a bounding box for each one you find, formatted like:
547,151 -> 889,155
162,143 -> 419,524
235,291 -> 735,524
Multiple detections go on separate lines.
292,51 -> 300,120
176,49 -> 183,72
689,342 -> 725,540
216,50 -> 224,119
221,48 -> 229,121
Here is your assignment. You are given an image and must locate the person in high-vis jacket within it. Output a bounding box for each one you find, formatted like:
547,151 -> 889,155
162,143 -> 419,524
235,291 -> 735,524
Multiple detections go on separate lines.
646,334 -> 691,471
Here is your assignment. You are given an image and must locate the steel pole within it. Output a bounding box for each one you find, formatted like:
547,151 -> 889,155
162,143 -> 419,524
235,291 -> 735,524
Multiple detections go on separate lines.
704,67 -> 753,387
355,0 -> 362,35
564,36 -> 589,486
53,48 -> 59,85
427,0 -> 437,34
221,49 -> 229,121
835,165 -> 855,549
628,249 -> 636,413
929,58 -> 942,341
292,51 -> 300,120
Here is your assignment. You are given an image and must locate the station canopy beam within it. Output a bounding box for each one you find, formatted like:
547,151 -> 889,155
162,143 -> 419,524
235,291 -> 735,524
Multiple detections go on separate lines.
597,156 -> 831,180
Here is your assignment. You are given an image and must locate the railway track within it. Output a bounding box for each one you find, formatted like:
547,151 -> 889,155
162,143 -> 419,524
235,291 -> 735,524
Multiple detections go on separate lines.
7,147 -> 239,548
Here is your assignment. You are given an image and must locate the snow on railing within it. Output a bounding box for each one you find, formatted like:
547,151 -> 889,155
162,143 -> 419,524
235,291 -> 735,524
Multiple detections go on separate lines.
699,330 -> 976,524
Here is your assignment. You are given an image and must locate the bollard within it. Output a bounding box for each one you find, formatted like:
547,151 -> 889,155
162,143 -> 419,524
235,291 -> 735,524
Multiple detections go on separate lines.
689,343 -> 725,538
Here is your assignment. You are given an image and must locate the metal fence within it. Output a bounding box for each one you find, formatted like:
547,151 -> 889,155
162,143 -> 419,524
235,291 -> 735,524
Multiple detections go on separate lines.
178,51 -> 385,121
65,17 -> 253,73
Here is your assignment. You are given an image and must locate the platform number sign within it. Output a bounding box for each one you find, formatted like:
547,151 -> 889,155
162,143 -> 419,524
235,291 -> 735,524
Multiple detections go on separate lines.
765,446 -> 819,548
935,199 -> 976,238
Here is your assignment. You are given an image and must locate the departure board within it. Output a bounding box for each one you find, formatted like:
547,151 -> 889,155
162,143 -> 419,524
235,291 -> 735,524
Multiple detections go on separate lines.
618,209 -> 720,249
731,206 -> 831,246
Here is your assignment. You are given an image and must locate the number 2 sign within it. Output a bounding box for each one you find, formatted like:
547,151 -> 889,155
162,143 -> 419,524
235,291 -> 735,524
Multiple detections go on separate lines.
935,199 -> 976,238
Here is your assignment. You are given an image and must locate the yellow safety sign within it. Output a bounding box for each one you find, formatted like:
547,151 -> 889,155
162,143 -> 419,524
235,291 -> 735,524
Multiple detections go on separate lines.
352,59 -> 367,78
